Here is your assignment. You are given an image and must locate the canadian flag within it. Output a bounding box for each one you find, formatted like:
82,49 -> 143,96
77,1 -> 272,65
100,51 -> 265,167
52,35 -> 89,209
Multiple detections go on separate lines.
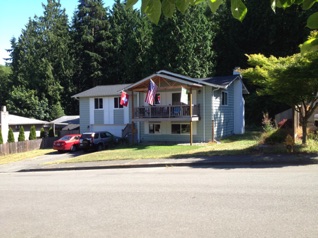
120,91 -> 129,107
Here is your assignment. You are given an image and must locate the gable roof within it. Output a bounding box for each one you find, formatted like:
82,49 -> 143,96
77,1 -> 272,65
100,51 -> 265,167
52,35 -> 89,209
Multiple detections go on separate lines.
72,84 -> 131,98
124,70 -> 248,94
6,114 -> 49,126
50,115 -> 80,125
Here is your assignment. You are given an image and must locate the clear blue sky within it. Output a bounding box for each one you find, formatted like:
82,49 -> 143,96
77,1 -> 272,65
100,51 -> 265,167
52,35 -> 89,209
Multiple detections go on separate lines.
0,0 -> 118,65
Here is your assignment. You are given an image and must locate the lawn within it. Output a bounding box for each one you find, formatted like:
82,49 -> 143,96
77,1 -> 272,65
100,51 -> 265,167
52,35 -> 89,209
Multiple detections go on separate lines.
50,130 -> 263,164
0,149 -> 54,165
1,130 -> 318,165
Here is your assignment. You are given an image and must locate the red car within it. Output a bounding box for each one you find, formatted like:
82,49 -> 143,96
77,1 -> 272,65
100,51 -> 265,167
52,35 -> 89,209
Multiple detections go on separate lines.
53,134 -> 81,153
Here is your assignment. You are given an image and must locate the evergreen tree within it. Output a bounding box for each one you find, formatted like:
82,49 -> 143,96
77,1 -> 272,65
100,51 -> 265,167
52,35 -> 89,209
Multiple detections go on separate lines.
0,130 -> 3,144
40,128 -> 46,138
72,0 -> 112,90
0,65 -> 12,105
48,127 -> 55,137
29,125 -> 37,140
18,126 -> 25,142
107,0 -> 153,83
8,128 -> 15,143
150,4 -> 216,78
8,0 -> 74,119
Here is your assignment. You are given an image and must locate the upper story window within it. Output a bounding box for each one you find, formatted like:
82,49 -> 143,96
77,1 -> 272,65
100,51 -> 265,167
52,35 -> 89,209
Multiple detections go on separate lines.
114,97 -> 123,109
221,91 -> 228,106
94,98 -> 103,109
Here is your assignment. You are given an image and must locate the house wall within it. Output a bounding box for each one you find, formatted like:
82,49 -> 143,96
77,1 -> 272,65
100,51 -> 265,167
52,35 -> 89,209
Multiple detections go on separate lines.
233,79 -> 245,134
212,85 -> 235,140
79,96 -> 130,137
79,98 -> 90,133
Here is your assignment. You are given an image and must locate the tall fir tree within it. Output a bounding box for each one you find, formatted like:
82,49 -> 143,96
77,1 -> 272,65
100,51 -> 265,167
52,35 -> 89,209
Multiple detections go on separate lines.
107,0 -> 153,83
150,3 -> 216,78
72,0 -> 112,91
8,0 -> 74,119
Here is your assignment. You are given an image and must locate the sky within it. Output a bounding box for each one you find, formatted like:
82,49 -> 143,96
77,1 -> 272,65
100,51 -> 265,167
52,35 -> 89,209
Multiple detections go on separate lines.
0,0 -> 118,66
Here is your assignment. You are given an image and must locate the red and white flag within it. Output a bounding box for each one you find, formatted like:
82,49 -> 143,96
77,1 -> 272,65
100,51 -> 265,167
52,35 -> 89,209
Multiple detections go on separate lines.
145,79 -> 158,105
120,91 -> 129,107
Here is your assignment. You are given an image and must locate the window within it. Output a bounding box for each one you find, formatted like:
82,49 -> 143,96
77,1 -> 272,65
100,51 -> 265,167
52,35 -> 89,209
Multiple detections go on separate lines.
155,94 -> 161,104
94,98 -> 103,109
149,123 -> 161,134
221,91 -> 228,106
114,97 -> 123,108
171,124 -> 190,134
172,93 -> 181,105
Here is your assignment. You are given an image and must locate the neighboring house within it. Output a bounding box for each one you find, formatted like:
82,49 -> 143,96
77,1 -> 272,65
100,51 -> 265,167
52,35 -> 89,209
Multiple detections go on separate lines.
72,70 -> 248,143
50,115 -> 80,136
0,106 -> 50,143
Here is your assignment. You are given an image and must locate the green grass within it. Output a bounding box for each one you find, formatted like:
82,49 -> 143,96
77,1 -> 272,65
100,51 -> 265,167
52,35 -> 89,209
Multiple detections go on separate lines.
2,130 -> 318,166
50,130 -> 263,164
0,149 -> 54,165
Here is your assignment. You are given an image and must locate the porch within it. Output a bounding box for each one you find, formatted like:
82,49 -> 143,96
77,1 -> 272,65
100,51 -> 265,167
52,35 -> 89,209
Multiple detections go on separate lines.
133,104 -> 200,121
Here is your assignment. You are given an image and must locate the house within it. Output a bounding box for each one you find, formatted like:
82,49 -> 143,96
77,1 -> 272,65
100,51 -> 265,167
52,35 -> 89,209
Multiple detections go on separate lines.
72,70 -> 248,144
0,106 -> 50,143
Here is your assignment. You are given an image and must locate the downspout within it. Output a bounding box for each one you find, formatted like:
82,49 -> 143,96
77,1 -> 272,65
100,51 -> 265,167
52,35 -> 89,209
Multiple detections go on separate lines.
211,87 -> 220,142
203,86 -> 206,142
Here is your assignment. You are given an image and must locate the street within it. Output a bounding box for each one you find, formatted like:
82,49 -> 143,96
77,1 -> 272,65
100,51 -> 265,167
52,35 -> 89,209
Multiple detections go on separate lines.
1,165 -> 318,237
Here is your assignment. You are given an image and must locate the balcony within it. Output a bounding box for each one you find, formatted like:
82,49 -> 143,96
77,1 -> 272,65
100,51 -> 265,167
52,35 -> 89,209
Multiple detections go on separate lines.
133,104 -> 200,121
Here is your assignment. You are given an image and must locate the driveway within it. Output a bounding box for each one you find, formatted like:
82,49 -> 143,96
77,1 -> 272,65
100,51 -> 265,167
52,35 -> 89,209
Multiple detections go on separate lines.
0,151 -> 83,173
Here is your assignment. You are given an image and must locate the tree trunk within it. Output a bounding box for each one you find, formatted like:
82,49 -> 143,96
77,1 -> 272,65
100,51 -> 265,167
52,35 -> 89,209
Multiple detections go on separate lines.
302,121 -> 307,145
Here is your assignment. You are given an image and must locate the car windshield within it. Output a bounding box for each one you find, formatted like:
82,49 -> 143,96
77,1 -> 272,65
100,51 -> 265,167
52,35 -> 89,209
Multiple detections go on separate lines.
59,135 -> 72,141
81,134 -> 94,139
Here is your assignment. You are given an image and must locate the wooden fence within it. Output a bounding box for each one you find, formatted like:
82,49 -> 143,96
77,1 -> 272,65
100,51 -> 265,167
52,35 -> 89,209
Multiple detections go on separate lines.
0,137 -> 58,156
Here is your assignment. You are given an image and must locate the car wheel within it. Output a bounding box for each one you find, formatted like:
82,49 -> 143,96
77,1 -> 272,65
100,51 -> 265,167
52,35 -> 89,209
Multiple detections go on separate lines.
70,145 -> 76,152
97,144 -> 104,151
58,150 -> 63,153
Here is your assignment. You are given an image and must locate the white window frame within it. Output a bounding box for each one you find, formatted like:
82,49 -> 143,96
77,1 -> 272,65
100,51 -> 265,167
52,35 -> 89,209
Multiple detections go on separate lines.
149,123 -> 161,134
221,91 -> 228,106
94,98 -> 103,109
171,123 -> 190,134
114,97 -> 123,109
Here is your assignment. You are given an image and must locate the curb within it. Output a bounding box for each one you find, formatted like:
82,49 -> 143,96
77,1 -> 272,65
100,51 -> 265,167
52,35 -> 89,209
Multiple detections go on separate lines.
18,159 -> 318,173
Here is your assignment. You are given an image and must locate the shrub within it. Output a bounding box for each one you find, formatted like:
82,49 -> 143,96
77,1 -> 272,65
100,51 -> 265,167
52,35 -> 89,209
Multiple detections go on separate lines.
40,127 -> 46,138
0,130 -> 3,144
29,125 -> 37,140
262,112 -> 275,132
48,127 -> 54,137
18,126 -> 25,141
8,127 -> 15,143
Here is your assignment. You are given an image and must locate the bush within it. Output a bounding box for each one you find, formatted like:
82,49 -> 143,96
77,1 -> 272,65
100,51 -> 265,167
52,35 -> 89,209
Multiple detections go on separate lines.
0,130 -> 3,144
8,127 -> 15,143
29,125 -> 37,140
18,126 -> 25,141
40,127 -> 46,138
48,127 -> 54,137
262,112 -> 275,133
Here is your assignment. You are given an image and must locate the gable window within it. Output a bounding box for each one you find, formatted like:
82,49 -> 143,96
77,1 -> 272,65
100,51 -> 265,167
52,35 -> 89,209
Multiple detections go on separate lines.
149,123 -> 161,134
114,97 -> 123,109
221,91 -> 228,106
171,124 -> 190,134
94,98 -> 103,109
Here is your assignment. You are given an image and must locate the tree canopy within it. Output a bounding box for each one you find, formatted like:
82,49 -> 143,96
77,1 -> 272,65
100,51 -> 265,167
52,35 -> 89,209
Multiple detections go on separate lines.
126,0 -> 318,53
243,51 -> 318,144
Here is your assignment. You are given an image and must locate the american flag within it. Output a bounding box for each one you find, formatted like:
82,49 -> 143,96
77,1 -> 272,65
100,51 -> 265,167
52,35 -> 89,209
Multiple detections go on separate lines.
145,79 -> 158,105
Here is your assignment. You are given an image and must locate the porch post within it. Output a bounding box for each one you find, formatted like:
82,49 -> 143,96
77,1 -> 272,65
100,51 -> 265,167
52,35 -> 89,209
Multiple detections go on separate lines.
131,91 -> 135,144
189,88 -> 193,145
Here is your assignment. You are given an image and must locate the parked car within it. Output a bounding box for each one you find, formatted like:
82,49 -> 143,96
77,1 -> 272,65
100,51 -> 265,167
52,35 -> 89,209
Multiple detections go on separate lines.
53,134 -> 81,153
79,131 -> 122,152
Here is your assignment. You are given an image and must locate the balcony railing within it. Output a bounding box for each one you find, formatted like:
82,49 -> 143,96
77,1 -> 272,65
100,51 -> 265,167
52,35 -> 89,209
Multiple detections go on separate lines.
134,104 -> 200,119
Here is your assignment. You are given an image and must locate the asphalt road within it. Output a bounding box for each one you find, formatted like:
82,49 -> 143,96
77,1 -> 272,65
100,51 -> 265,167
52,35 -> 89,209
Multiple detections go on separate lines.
1,165 -> 318,237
